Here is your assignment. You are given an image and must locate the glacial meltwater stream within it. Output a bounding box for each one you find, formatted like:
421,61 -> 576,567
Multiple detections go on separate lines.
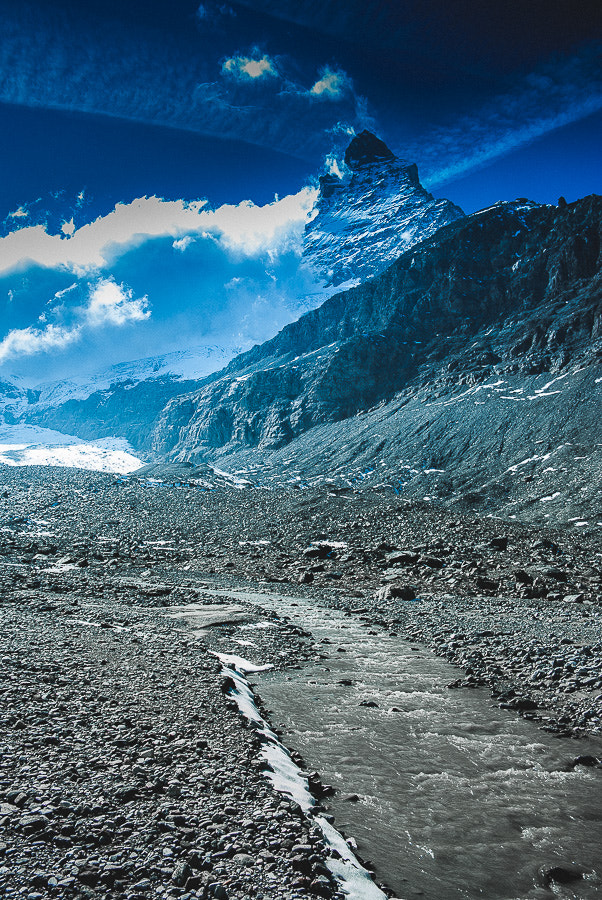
206,589 -> 602,900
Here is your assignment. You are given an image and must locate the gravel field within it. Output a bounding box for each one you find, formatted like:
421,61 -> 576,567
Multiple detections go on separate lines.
1,465 -> 601,899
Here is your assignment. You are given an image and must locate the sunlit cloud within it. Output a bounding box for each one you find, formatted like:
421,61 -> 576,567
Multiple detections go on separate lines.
173,235 -> 195,252
85,280 -> 150,328
0,188 -> 318,276
222,53 -> 278,80
310,66 -> 352,100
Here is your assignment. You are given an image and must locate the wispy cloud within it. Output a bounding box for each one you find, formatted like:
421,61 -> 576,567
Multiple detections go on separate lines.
0,279 -> 149,363
0,188 -> 318,277
0,323 -> 80,363
414,44 -> 602,188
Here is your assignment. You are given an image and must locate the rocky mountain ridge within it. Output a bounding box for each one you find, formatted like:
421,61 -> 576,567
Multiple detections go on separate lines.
149,194 -> 602,523
16,132 -> 464,443
303,130 -> 464,288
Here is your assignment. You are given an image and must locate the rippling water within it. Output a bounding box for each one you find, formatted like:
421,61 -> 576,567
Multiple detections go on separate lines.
215,590 -> 602,900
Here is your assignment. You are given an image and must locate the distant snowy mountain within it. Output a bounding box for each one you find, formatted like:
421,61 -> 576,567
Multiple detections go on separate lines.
33,343 -> 242,409
0,343 -> 241,469
302,130 -> 464,288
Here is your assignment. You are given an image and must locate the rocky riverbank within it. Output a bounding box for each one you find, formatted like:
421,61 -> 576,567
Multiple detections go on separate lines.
1,465 -> 601,899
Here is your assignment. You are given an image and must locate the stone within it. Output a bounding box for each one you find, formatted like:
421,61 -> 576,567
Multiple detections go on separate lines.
232,852 -> 255,867
539,864 -> 584,886
207,883 -> 229,899
171,861 -> 192,886
570,755 -> 600,768
309,874 -> 333,897
376,584 -> 416,602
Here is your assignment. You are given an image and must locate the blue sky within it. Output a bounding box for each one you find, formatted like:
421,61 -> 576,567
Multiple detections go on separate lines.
0,0 -> 600,383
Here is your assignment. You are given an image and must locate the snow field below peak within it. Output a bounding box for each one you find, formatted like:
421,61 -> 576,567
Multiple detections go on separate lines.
0,424 -> 144,473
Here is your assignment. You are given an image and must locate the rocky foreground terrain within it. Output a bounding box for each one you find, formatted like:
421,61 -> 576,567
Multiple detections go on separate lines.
1,465 -> 601,899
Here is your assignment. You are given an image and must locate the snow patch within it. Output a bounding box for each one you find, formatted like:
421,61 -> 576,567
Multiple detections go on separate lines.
0,425 -> 143,473
217,656 -> 389,900
209,466 -> 253,488
211,651 -> 273,673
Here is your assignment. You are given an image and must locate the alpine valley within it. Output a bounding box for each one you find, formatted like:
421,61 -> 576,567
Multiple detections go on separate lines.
2,132 -> 602,900
6,131 -> 600,526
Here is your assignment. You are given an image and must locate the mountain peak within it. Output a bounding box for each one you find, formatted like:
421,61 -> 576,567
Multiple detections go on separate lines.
305,134 -> 464,288
344,130 -> 395,168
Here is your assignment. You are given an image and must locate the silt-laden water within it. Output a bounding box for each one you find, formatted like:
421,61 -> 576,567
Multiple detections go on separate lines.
213,590 -> 602,900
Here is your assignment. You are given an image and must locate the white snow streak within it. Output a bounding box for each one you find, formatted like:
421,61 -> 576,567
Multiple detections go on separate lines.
217,654 -> 389,900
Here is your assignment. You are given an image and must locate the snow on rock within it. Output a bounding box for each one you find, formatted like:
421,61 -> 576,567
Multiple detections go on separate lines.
217,655 -> 389,900
302,130 -> 464,288
211,651 -> 273,673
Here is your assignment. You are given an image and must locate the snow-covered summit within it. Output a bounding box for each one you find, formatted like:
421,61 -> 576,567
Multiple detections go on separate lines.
32,343 -> 241,410
302,130 -> 465,288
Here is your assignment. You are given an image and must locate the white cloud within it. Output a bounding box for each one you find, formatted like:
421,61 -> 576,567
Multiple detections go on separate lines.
417,45 -> 602,188
84,280 -> 150,327
0,279 -> 149,363
0,323 -> 81,363
0,188 -> 318,276
51,283 -> 78,303
222,54 -> 278,81
207,188 -> 318,256
310,66 -> 351,100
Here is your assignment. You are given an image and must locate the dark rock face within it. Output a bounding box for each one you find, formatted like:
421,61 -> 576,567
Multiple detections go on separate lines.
344,130 -> 395,167
152,196 -> 602,496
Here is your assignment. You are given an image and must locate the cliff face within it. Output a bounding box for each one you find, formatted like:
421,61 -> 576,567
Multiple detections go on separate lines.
302,130 -> 464,288
26,376 -> 203,451
151,196 -> 602,467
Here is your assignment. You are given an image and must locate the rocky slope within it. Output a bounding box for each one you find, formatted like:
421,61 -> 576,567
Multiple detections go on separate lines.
151,194 -> 602,523
303,130 -> 464,288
